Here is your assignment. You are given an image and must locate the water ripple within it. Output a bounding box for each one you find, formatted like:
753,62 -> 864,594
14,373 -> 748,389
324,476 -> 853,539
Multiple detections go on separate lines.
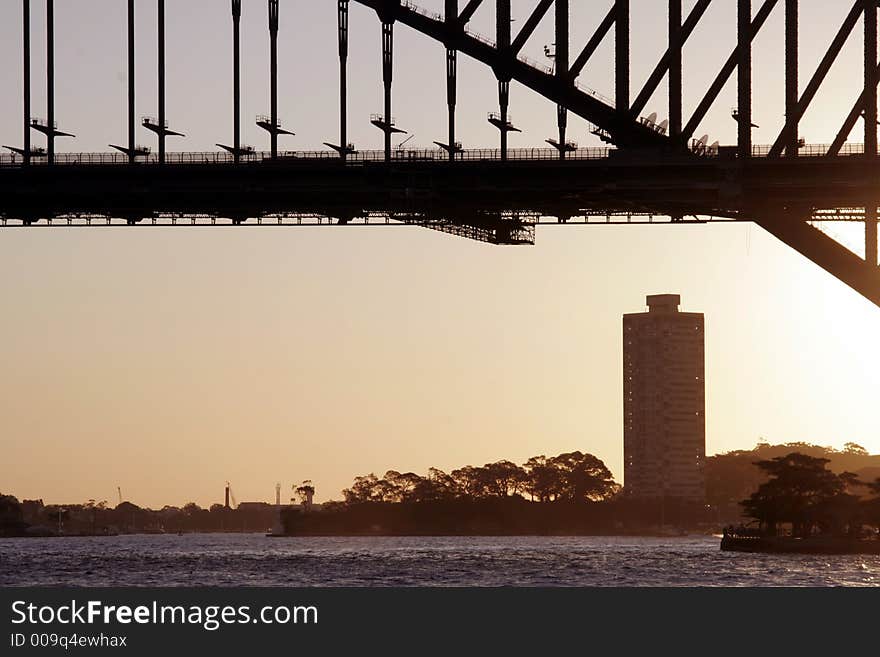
1,535 -> 878,587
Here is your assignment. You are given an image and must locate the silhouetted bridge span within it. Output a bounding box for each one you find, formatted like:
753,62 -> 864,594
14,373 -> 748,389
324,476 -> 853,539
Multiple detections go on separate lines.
2,1 -> 880,308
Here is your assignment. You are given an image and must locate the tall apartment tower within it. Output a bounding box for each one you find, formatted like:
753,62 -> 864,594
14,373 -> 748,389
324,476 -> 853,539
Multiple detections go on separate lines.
623,294 -> 705,502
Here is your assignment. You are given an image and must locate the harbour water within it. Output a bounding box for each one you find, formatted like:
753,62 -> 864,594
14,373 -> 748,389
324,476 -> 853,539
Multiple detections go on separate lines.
1,534 -> 877,587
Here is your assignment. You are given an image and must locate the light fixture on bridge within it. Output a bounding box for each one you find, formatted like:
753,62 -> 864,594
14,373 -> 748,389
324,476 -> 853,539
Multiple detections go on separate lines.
256,115 -> 295,137
488,112 -> 520,134
433,141 -> 463,156
142,116 -> 185,138
860,110 -> 880,126
30,118 -> 75,139
3,145 -> 47,159
546,138 -> 577,154
109,144 -> 151,158
371,114 -> 407,136
216,143 -> 256,158
731,108 -> 759,129
323,142 -> 357,156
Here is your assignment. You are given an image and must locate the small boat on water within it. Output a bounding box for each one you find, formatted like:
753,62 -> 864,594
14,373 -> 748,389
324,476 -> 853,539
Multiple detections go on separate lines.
721,530 -> 880,555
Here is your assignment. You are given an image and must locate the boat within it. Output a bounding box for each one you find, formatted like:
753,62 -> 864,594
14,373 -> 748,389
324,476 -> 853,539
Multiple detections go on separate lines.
721,531 -> 880,555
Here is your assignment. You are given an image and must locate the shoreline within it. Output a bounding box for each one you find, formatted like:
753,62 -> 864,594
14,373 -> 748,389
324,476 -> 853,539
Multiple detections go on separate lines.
3,530 -> 714,539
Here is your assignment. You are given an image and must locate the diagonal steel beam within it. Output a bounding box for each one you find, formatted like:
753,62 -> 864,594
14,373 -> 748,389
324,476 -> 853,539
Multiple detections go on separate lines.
630,0 -> 712,118
828,60 -> 880,157
768,0 -> 863,157
569,4 -> 616,79
683,0 -> 777,142
352,0 -> 667,148
458,0 -> 484,25
757,216 -> 880,307
511,0 -> 553,56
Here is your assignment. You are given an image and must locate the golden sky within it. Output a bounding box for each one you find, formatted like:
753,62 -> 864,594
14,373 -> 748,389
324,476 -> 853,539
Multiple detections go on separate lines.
0,1 -> 878,506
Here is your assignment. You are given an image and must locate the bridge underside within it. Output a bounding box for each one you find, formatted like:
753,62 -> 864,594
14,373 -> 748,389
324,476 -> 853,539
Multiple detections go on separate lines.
2,156 -> 879,305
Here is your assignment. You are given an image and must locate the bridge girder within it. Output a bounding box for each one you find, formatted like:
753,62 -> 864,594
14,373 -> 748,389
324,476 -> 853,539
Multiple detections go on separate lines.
352,0 -> 669,149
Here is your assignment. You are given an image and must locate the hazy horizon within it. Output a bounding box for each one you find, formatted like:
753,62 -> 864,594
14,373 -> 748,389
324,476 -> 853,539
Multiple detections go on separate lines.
1,1 -> 879,508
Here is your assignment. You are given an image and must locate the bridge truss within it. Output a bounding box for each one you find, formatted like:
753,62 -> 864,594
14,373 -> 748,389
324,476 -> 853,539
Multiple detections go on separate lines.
1,0 -> 880,307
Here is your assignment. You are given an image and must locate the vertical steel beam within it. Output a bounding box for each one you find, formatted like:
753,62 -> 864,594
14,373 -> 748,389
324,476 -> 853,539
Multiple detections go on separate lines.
23,0 -> 30,165
556,0 -> 569,159
866,0 -> 878,265
616,0 -> 629,113
128,0 -> 135,164
631,0 -> 711,119
497,0 -> 511,160
737,0 -> 752,158
338,0 -> 349,160
784,0 -> 798,157
498,81 -> 510,160
445,0 -> 458,162
828,63 -> 880,156
770,0 -> 861,157
669,0 -> 682,140
684,0 -> 777,142
232,0 -> 242,163
158,0 -> 166,163
865,0 -> 877,156
46,0 -> 53,164
446,48 -> 457,160
269,0 -> 279,159
382,20 -> 394,162
868,206 -> 878,266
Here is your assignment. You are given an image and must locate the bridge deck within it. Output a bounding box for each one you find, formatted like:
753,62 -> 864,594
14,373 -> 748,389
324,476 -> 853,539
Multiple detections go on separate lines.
1,147 -> 876,224
0,143 -> 869,168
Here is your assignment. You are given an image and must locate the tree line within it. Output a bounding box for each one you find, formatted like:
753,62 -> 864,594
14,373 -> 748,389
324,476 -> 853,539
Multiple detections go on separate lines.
340,451 -> 620,505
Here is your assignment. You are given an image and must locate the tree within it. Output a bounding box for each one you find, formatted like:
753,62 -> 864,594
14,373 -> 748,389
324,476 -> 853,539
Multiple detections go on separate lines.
843,442 -> 868,456
523,455 -> 562,502
182,502 -> 202,516
741,453 -> 848,537
450,466 -> 487,499
426,468 -> 460,500
0,494 -> 23,523
864,478 -> 880,530
382,471 -> 423,502
295,480 -> 316,505
342,474 -> 378,503
551,452 -> 619,502
522,453 -> 619,502
479,461 -> 527,498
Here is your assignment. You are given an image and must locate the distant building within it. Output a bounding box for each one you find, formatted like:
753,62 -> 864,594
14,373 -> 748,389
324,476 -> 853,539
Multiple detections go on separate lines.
235,502 -> 272,512
623,294 -> 706,502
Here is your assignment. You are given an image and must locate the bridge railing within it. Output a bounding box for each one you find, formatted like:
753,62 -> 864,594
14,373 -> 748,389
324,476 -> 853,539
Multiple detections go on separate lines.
0,147 -> 616,167
0,144 -> 871,168
400,0 -> 442,22
750,143 -> 865,157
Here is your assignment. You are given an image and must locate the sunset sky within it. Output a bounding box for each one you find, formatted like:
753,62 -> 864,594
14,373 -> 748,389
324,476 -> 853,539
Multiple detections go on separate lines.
1,0 -> 878,508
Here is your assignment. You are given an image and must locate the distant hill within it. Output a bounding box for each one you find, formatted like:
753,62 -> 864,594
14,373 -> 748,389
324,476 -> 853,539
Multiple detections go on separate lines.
706,442 -> 880,518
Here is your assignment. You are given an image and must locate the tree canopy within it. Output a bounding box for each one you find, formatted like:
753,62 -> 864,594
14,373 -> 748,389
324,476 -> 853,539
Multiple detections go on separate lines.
741,453 -> 864,536
341,452 -> 620,505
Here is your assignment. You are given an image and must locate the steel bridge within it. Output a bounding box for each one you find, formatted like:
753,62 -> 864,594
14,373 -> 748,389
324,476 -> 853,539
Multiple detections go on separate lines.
2,0 -> 880,307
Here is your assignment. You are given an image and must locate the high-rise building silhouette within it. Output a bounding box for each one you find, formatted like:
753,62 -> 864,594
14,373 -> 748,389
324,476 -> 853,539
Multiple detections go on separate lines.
623,295 -> 705,502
